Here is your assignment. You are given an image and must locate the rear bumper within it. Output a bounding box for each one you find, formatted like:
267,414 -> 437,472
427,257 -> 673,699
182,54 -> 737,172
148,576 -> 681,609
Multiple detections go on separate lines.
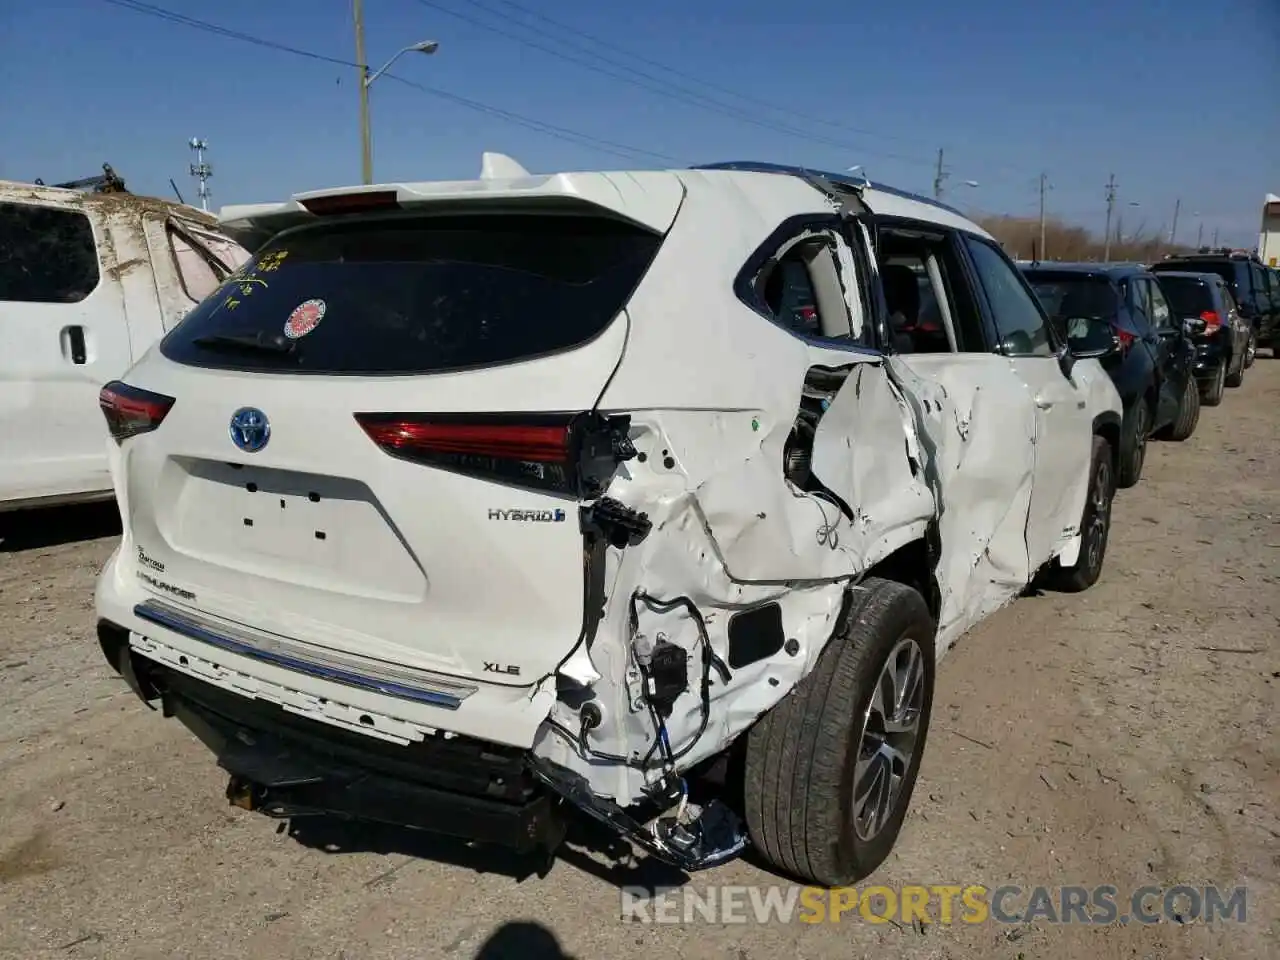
98,624 -> 564,853
94,544 -> 557,749
1192,339 -> 1228,379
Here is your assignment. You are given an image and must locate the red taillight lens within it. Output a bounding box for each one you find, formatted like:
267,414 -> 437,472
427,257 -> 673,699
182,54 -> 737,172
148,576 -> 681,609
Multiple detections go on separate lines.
98,381 -> 175,443
354,413 -> 635,497
1199,310 -> 1222,333
1113,326 -> 1137,351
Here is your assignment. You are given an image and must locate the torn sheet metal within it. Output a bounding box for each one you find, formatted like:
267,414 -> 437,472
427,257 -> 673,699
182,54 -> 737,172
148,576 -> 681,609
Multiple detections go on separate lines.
809,362 -> 936,566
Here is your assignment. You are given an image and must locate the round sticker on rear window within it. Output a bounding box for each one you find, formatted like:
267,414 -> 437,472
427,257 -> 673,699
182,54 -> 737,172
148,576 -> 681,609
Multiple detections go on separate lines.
284,298 -> 326,339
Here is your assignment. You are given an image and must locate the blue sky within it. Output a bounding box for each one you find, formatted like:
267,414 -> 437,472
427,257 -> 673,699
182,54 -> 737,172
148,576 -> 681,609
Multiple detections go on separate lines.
2,0 -> 1277,245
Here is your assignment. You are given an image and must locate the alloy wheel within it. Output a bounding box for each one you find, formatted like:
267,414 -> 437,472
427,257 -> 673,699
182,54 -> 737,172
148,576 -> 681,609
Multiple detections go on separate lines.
1131,404 -> 1147,476
1085,459 -> 1112,574
852,637 -> 926,841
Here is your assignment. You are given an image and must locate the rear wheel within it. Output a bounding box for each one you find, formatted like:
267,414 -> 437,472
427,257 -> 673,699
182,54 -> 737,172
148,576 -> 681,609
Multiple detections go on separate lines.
1160,376 -> 1200,441
1225,348 -> 1245,388
744,578 -> 935,887
1202,360 -> 1226,405
1045,436 -> 1114,593
1117,399 -> 1148,489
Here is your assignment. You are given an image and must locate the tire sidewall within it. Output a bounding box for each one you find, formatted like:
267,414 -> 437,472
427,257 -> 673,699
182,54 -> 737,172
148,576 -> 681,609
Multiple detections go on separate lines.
833,589 -> 936,875
1079,438 -> 1112,583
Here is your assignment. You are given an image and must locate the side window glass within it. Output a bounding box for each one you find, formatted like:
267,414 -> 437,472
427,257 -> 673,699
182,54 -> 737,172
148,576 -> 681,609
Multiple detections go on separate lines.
755,231 -> 856,343
167,226 -> 224,304
0,202 -> 100,304
1147,279 -> 1173,329
1252,265 -> 1273,309
1126,278 -> 1151,328
761,252 -> 821,337
963,235 -> 1053,356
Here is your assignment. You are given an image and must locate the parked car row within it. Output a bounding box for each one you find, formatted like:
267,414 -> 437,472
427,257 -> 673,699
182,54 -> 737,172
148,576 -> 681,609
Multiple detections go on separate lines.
0,157 -> 1259,890
1019,251 -> 1268,489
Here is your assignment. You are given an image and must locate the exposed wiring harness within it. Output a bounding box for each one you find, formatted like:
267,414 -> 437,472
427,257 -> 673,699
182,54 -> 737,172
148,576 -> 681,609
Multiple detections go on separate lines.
544,591 -> 730,777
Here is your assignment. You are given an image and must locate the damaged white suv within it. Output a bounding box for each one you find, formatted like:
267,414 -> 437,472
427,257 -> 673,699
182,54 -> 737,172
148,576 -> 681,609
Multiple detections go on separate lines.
94,156 -> 1122,886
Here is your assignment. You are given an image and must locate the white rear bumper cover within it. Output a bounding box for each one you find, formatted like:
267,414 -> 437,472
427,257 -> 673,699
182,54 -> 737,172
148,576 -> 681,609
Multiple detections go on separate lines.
95,546 -> 557,750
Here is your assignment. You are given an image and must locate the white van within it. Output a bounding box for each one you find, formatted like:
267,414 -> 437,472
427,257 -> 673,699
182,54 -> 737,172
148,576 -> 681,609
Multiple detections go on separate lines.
0,181 -> 251,513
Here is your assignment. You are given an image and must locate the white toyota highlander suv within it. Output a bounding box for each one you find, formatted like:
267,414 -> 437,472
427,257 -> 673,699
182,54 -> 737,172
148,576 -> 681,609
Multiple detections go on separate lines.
94,155 -> 1123,886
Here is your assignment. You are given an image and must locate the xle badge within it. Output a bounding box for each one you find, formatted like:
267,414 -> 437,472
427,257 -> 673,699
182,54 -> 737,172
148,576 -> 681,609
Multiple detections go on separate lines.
483,662 -> 521,676
283,298 -> 325,339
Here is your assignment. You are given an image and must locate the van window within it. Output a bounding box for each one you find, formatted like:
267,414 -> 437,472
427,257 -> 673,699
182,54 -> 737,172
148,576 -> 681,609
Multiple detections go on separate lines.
168,226 -> 226,303
160,213 -> 662,375
0,202 -> 100,304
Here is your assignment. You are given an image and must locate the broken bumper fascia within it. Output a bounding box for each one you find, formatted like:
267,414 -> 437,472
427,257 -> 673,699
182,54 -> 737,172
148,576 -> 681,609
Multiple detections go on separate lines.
96,611 -> 747,872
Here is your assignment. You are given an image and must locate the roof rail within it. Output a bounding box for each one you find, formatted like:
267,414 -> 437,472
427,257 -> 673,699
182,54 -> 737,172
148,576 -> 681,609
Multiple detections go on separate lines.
690,160 -> 967,218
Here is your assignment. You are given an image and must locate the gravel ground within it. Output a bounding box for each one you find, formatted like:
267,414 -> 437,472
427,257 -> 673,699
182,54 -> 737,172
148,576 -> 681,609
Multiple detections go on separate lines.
1,361 -> 1276,960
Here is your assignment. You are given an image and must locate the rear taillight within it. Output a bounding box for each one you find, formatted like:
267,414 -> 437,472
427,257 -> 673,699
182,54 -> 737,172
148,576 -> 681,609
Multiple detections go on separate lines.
1199,310 -> 1222,333
354,412 -> 636,498
98,381 -> 175,443
1112,325 -> 1137,352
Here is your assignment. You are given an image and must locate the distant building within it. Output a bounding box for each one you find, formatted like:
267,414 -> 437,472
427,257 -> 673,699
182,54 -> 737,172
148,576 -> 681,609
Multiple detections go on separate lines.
1261,193 -> 1280,266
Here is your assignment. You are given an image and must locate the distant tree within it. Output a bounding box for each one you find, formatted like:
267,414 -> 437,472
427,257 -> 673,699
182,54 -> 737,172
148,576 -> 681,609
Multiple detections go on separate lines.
975,215 -> 1194,263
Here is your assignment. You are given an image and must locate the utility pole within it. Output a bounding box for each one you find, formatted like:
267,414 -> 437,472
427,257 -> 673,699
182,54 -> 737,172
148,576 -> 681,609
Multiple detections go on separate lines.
188,138 -> 211,212
1212,226 -> 1220,248
1169,198 -> 1181,245
1197,220 -> 1204,247
1038,172 -> 1049,261
353,0 -> 373,185
1103,173 -> 1117,261
933,147 -> 948,200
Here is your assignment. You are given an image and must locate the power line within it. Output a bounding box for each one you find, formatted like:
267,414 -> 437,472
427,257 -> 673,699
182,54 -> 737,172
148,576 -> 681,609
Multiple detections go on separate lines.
412,0 -> 935,168
99,0 -> 356,67
93,0 -> 679,167
473,0 -> 938,151
385,76 -> 685,164
448,0 -> 1099,192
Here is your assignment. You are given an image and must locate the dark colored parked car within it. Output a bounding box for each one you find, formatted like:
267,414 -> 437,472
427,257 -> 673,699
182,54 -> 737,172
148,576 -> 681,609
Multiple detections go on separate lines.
1148,271 -> 1251,403
1151,251 -> 1280,352
1022,263 -> 1198,488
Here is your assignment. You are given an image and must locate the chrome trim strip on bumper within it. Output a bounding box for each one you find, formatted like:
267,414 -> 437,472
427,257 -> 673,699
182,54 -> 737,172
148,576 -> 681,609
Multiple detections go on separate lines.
132,600 -> 477,710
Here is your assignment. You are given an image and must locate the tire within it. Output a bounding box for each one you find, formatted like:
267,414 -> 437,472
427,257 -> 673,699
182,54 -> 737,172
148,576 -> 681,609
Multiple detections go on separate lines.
1202,361 -> 1226,406
1159,376 -> 1200,441
1116,399 -> 1148,489
1243,332 -> 1256,369
744,578 -> 935,887
1045,435 -> 1114,593
1225,349 -> 1244,388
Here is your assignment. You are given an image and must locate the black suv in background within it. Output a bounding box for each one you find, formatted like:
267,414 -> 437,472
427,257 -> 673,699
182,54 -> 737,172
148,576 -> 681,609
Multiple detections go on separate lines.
1151,251 -> 1280,352
1150,271 -> 1253,403
1022,262 -> 1198,488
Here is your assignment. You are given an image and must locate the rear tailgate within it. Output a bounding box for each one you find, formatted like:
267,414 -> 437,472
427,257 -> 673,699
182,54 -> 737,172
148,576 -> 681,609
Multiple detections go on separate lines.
112,188 -> 679,687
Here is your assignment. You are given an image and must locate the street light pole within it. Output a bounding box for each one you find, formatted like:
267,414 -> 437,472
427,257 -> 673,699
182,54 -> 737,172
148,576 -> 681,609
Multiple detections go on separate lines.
353,0 -> 373,185
351,0 -> 438,185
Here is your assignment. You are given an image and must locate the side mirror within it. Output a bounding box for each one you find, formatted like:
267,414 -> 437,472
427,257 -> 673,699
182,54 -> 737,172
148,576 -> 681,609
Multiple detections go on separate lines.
1056,342 -> 1076,377
1182,317 -> 1206,336
1064,317 -> 1119,359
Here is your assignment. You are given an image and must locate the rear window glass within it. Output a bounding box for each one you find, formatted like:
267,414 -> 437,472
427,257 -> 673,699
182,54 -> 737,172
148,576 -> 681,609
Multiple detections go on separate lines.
1025,273 -> 1119,319
1154,276 -> 1214,316
1153,260 -> 1241,295
160,213 -> 661,374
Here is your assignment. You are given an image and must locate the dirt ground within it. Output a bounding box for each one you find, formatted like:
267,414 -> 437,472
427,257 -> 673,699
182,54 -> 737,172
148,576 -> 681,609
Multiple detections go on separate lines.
1,361 -> 1276,960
